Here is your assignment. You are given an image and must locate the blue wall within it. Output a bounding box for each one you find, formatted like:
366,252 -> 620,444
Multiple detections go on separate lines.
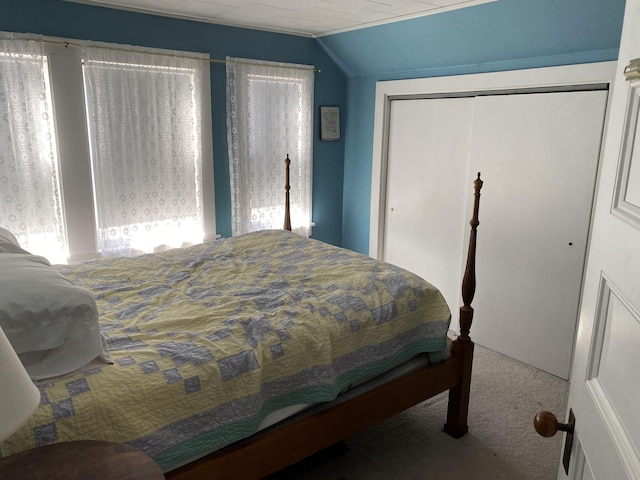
2,0 -> 627,253
317,0 -> 626,253
1,0 -> 347,246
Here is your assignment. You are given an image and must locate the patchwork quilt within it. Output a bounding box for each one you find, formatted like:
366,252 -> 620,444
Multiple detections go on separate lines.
0,230 -> 451,471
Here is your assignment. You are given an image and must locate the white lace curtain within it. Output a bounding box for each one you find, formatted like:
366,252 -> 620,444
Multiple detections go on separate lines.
83,46 -> 205,256
226,57 -> 314,237
0,34 -> 67,262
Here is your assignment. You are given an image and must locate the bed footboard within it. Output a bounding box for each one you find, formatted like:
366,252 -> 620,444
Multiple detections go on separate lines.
166,172 -> 484,480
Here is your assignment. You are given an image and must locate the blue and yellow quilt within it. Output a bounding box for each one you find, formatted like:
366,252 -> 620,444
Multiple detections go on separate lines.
0,230 -> 451,471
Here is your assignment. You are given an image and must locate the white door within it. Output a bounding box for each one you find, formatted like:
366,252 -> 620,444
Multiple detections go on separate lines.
559,0 -> 640,477
469,91 -> 608,379
382,90 -> 608,379
383,97 -> 475,325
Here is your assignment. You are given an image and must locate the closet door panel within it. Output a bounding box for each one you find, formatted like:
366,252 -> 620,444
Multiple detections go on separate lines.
383,97 -> 474,334
468,90 -> 608,379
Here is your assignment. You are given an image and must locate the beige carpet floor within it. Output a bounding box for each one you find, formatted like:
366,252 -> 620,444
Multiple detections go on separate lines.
278,344 -> 569,480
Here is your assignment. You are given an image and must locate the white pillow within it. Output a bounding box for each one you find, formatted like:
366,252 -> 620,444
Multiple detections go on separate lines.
0,226 -> 30,254
0,253 -> 110,380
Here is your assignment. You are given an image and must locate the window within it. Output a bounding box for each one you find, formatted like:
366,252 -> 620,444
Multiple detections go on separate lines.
82,48 -> 205,256
0,32 -> 215,263
226,58 -> 314,237
0,37 -> 67,263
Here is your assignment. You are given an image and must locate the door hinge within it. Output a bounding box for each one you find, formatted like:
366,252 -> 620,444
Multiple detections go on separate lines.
624,58 -> 640,80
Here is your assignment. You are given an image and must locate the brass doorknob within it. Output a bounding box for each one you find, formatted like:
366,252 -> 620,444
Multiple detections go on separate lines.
534,410 -> 575,437
535,409 -> 576,475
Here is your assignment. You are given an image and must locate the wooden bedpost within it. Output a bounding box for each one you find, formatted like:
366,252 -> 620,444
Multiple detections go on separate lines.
284,155 -> 292,231
444,172 -> 483,438
459,172 -> 482,343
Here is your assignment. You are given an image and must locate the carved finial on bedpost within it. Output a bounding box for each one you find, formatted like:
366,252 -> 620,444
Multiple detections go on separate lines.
284,155 -> 292,231
459,172 -> 483,343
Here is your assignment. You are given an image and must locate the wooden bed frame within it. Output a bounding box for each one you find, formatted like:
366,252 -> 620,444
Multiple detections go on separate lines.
167,159 -> 483,480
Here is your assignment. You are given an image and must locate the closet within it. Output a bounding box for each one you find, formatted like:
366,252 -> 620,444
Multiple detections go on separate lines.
370,64 -> 614,379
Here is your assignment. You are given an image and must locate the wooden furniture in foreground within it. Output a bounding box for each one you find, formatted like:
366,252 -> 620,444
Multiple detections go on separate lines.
166,173 -> 484,480
0,440 -> 164,480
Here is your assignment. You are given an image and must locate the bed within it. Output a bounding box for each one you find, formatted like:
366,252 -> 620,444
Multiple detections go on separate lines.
0,164 -> 483,480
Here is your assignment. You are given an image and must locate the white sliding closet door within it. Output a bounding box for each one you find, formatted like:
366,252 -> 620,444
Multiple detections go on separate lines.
469,91 -> 608,379
383,98 -> 474,326
382,89 -> 608,379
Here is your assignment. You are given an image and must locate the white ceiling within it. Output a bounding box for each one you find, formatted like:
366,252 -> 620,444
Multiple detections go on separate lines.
68,0 -> 495,37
